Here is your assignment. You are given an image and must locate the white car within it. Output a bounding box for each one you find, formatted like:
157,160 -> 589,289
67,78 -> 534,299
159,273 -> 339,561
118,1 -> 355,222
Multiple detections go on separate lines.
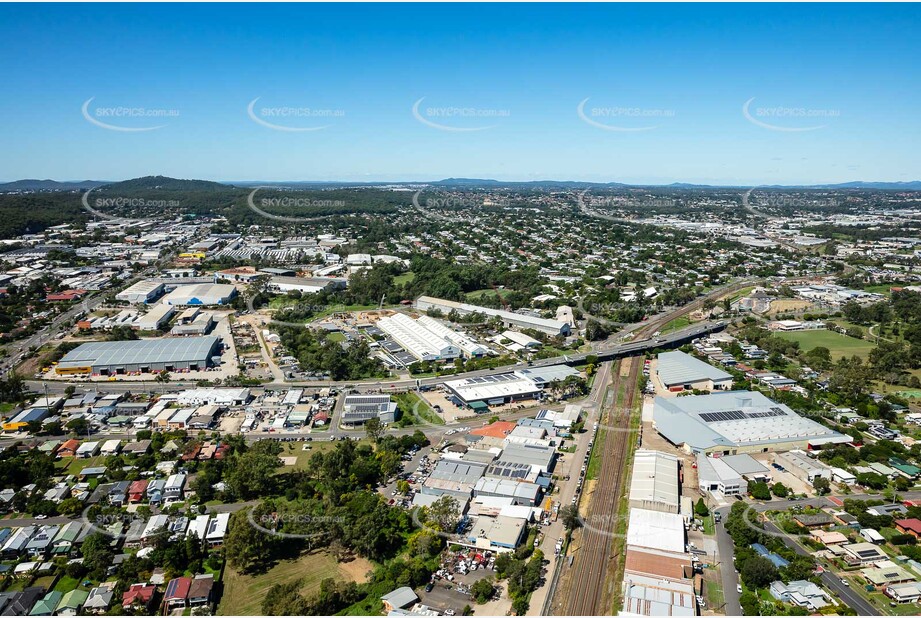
736,584 -> 742,593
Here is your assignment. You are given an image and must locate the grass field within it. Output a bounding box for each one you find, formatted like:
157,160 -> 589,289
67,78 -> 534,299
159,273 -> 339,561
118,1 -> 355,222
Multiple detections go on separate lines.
465,288 -> 498,301
661,315 -> 692,334
394,392 -> 444,425
56,454 -> 107,476
218,550 -> 373,616
776,329 -> 876,359
278,439 -> 373,471
393,272 -> 415,285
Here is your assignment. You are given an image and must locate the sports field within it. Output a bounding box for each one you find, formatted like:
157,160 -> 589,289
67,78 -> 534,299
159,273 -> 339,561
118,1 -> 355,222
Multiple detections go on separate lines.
776,329 -> 876,359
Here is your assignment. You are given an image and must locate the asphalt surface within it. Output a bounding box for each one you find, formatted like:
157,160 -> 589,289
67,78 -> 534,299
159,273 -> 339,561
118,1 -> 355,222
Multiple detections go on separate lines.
712,491 -> 921,616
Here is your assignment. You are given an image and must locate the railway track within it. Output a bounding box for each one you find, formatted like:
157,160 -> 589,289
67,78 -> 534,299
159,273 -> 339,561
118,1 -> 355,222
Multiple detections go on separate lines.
563,357 -> 641,615
557,310 -> 682,615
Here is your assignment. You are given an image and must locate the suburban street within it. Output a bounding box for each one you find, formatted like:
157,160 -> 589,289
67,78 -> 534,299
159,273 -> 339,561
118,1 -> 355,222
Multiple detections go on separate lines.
714,491 -> 921,617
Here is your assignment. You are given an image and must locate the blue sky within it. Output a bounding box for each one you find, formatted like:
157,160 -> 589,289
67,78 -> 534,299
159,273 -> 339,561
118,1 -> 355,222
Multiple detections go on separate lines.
0,3 -> 918,185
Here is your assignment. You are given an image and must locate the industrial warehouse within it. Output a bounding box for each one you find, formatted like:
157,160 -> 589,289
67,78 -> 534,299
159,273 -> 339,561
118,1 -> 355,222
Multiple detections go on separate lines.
414,295 -> 571,336
55,336 -> 222,376
376,313 -> 489,362
443,365 -> 581,408
652,390 -> 849,455
656,350 -> 733,391
161,283 -> 237,306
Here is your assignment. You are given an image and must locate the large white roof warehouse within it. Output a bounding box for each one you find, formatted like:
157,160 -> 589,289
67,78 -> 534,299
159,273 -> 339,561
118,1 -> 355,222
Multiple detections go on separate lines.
56,337 -> 221,376
377,313 -> 461,361
653,390 -> 848,455
629,450 -> 680,514
626,508 -> 686,554
656,350 -> 733,391
415,296 -> 571,336
444,365 -> 580,407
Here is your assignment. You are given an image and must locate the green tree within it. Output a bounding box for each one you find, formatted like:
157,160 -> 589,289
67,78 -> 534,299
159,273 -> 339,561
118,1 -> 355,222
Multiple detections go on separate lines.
560,504 -> 581,530
425,496 -> 459,532
364,417 -> 383,441
812,476 -> 831,495
225,441 -> 282,500
224,508 -> 278,574
694,498 -> 709,517
749,481 -> 772,501
471,577 -> 495,604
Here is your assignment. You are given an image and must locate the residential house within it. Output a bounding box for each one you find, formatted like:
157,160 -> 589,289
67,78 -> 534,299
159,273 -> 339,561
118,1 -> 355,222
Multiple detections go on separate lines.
0,587 -> 42,616
164,577 -> 191,610
75,441 -> 100,458
57,439 -> 80,458
188,574 -> 214,607
24,525 -> 59,558
108,481 -> 131,506
83,585 -> 114,614
28,591 -> 62,616
769,580 -> 830,611
51,522 -> 83,556
127,480 -> 149,503
886,582 -> 921,604
121,584 -> 155,612
55,589 -> 88,616
896,519 -> 921,539
205,512 -> 229,547
164,474 -> 186,503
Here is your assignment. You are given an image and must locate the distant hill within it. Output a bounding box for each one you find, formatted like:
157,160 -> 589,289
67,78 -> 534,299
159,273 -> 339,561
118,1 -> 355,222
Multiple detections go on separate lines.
0,179 -> 109,192
432,178 -> 632,189
808,181 -> 921,190
3,176 -> 920,193
98,175 -> 233,192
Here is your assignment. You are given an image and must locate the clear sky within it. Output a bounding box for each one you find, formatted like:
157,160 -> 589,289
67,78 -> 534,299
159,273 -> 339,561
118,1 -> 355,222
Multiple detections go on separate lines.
1,3 -> 918,185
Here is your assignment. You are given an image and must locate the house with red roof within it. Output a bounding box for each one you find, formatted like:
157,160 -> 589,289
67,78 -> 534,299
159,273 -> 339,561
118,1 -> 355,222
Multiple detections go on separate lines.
46,289 -> 87,302
122,583 -> 155,611
127,480 -> 149,503
895,518 -> 921,538
164,576 -> 192,610
57,439 -> 80,458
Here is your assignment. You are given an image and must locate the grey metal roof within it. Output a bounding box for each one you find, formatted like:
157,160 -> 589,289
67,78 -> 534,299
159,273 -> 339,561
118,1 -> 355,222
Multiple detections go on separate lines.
653,391 -> 845,451
58,337 -> 220,369
656,351 -> 732,387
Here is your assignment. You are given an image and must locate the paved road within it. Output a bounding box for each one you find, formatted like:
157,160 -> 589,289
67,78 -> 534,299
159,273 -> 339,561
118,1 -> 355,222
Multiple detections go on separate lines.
713,505 -> 742,615
761,517 -> 878,616
712,491 -> 921,616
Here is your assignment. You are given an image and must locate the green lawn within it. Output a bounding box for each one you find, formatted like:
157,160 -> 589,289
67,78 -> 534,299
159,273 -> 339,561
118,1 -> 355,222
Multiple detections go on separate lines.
281,439 -> 372,471
704,579 -> 726,610
661,315 -> 692,334
862,283 -> 903,296
393,272 -> 415,285
394,392 -> 444,426
702,515 -> 716,535
218,550 -> 372,616
465,288 -> 498,301
776,329 -> 876,360
585,428 -> 607,481
56,454 -> 107,476
326,332 -> 346,343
